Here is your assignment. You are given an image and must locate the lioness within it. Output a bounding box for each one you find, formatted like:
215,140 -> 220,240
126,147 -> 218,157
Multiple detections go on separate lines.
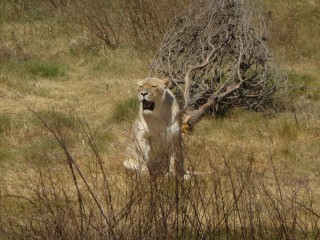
123,77 -> 185,178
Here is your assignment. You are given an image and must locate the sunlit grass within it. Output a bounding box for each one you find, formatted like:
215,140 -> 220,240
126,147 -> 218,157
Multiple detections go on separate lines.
86,47 -> 147,79
267,0 -> 320,62
0,0 -> 320,238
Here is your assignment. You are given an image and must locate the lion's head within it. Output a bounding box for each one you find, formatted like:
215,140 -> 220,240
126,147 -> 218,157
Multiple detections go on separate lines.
137,78 -> 169,114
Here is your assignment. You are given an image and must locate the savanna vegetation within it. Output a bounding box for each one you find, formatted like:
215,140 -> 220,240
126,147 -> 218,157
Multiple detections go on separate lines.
0,0 -> 320,239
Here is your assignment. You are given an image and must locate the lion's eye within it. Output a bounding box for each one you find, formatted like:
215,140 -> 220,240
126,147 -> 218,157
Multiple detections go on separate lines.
138,85 -> 143,88
151,85 -> 157,88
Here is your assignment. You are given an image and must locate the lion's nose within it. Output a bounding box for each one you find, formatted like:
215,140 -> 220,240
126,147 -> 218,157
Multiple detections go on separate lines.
141,92 -> 148,97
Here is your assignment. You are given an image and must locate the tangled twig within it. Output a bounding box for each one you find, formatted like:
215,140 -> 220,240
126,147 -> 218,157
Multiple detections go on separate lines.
151,0 -> 280,126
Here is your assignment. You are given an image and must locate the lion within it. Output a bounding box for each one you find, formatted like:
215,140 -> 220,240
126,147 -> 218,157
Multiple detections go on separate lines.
123,77 -> 186,178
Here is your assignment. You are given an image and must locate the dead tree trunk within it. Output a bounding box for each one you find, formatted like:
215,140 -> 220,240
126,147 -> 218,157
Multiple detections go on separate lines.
151,0 -> 280,127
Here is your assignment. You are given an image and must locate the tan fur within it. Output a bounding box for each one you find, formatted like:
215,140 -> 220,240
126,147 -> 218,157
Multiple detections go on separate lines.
123,77 -> 184,178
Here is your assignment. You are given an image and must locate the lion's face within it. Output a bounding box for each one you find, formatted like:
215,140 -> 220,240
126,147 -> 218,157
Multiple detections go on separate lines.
137,78 -> 169,113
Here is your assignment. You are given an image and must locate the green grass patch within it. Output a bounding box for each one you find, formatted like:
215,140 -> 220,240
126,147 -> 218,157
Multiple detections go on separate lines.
2,77 -> 50,97
90,56 -> 130,78
288,72 -> 319,99
0,59 -> 68,80
0,135 -> 15,166
0,147 -> 14,164
69,38 -> 100,56
94,130 -> 116,152
0,113 -> 33,136
27,61 -> 67,79
0,0 -> 55,24
0,113 -> 11,134
23,136 -> 61,165
34,109 -> 77,131
278,120 -> 298,141
289,72 -> 317,87
95,130 -> 115,143
267,0 -> 320,62
111,97 -> 139,123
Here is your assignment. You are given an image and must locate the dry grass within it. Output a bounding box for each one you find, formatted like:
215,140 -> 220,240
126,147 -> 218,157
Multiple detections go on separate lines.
0,0 -> 320,239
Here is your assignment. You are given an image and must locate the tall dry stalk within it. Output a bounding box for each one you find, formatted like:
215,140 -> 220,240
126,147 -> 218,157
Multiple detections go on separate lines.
1,115 -> 319,239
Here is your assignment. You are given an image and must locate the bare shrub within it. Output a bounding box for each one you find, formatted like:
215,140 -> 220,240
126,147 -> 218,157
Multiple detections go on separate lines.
121,0 -> 191,51
151,0 -> 283,126
2,0 -> 191,51
49,0 -> 191,51
0,108 -> 320,239
74,0 -> 121,50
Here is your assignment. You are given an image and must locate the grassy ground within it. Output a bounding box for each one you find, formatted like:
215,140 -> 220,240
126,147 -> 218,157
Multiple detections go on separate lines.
0,0 -> 320,238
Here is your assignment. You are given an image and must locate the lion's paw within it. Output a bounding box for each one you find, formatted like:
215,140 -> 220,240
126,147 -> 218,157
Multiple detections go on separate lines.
123,160 -> 147,173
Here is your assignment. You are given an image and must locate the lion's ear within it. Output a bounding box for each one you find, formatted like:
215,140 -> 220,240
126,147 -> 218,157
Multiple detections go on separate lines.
162,78 -> 170,88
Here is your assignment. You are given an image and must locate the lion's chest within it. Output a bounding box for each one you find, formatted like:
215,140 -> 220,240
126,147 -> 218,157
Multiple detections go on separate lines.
137,122 -> 175,155
145,126 -> 172,147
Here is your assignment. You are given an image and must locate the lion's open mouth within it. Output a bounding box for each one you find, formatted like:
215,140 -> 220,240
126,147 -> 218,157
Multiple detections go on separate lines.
142,99 -> 155,111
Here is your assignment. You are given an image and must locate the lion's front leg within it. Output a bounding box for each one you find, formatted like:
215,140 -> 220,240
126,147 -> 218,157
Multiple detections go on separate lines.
123,124 -> 149,174
169,123 -> 185,178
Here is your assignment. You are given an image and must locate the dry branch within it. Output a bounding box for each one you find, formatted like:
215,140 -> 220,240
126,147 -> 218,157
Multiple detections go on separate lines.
151,0 -> 281,126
